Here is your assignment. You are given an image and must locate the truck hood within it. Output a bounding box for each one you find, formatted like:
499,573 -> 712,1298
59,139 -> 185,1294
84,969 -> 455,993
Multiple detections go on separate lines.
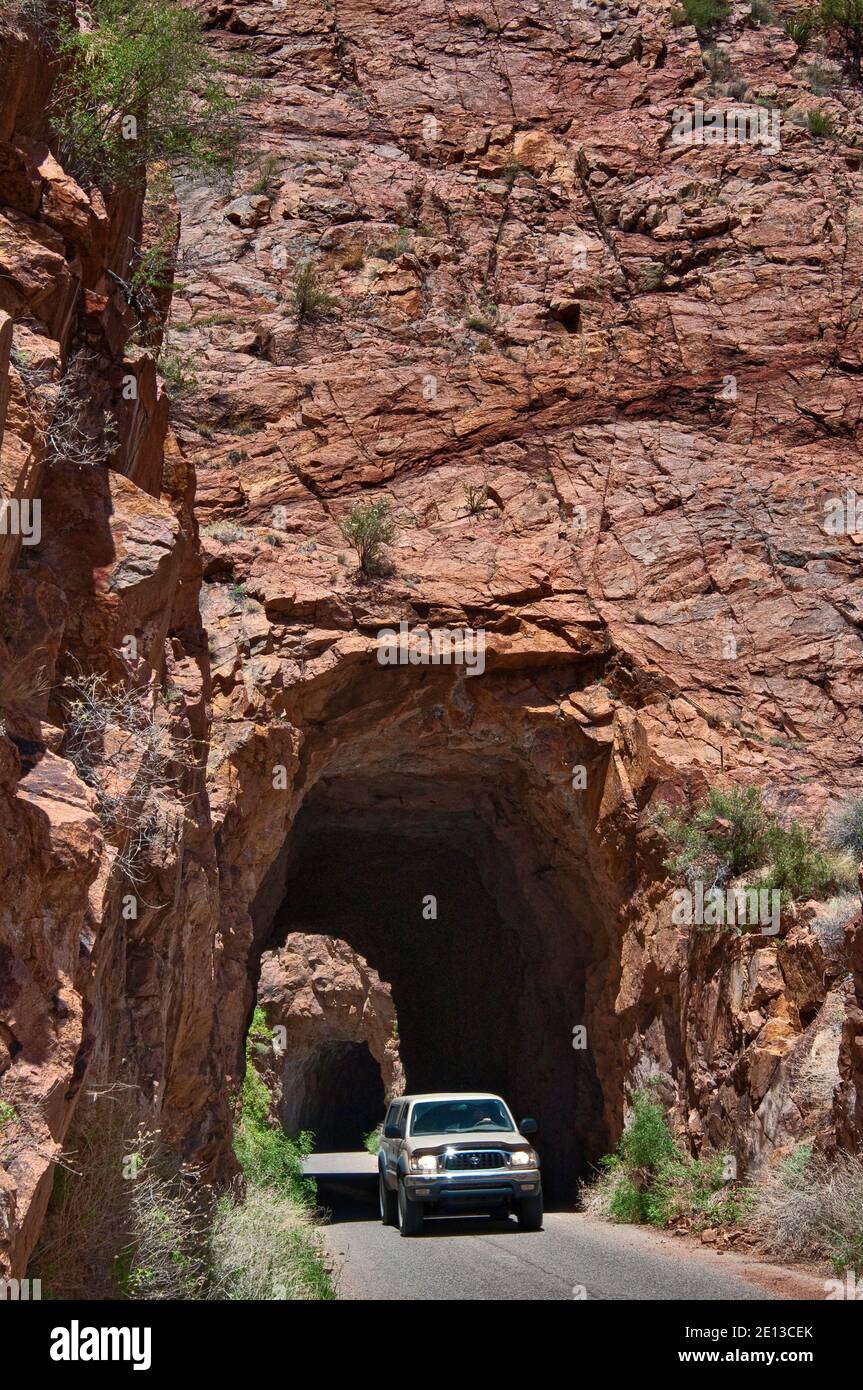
405,1130 -> 531,1152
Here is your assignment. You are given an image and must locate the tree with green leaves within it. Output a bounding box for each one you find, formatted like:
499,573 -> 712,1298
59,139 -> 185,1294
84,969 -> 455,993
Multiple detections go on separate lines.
51,0 -> 244,186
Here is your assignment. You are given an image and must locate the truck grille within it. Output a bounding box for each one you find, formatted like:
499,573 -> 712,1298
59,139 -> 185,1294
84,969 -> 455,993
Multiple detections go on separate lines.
443,1150 -> 507,1171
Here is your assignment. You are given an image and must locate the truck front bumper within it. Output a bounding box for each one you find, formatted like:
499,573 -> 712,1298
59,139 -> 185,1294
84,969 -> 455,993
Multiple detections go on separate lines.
403,1171 -> 541,1207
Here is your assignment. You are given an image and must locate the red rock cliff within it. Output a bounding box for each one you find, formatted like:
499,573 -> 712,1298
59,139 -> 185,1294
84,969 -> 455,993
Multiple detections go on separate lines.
2,0 -> 863,1273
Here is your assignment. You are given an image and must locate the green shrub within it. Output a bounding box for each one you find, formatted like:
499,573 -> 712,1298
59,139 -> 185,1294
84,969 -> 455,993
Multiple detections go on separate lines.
608,1171 -> 648,1223
749,0 -> 774,21
674,0 -> 731,30
206,1008 -> 333,1299
233,1007 -> 316,1208
590,1088 -> 743,1231
756,821 -> 841,899
363,1124 -> 383,1155
808,108 -> 837,136
464,482 -> 489,515
785,8 -> 817,47
652,784 -> 854,905
0,1100 -> 17,1129
618,1090 -> 677,1176
156,348 -> 198,397
651,785 -> 769,889
208,1187 -> 334,1299
821,0 -> 863,77
338,499 -> 396,575
250,152 -> 282,196
293,260 -> 338,321
51,0 -> 243,186
647,1150 -> 753,1228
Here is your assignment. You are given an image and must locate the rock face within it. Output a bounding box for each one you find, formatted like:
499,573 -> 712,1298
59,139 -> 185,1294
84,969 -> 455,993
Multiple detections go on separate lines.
1,0 -> 863,1271
0,6 -> 226,1277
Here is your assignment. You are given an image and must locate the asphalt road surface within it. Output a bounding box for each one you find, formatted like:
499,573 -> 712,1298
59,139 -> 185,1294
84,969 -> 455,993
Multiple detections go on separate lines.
303,1152 -> 826,1302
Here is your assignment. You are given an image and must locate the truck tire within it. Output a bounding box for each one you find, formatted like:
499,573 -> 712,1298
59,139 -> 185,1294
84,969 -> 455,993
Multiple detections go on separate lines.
379,1171 -> 398,1227
517,1192 -> 543,1232
398,1179 -> 424,1236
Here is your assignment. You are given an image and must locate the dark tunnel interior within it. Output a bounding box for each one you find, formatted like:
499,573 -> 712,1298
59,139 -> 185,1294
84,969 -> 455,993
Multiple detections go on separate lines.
290,1041 -> 386,1151
257,772 -> 610,1200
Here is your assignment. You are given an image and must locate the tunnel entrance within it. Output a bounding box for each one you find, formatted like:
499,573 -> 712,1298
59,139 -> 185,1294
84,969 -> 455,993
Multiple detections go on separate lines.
256,768 -> 612,1200
288,1040 -> 385,1151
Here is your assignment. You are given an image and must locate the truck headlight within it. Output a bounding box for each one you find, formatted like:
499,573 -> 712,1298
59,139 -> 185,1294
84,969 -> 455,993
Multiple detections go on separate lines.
409,1154 -> 439,1174
509,1149 -> 537,1167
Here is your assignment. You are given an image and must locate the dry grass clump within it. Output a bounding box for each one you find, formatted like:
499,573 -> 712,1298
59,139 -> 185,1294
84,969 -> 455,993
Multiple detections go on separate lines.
208,1186 -> 333,1300
31,1085 -> 207,1300
61,671 -> 197,884
0,652 -> 51,724
750,1146 -> 863,1273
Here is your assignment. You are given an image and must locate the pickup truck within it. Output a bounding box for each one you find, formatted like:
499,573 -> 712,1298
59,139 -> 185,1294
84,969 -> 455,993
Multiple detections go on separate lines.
377,1092 -> 542,1236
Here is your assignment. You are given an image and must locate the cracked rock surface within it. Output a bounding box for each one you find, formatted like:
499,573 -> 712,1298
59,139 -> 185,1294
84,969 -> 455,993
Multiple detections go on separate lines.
1,0 -> 863,1275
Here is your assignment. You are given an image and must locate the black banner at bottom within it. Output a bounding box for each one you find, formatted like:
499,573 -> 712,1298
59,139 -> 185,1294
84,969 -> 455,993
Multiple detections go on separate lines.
1,1297 -> 856,1376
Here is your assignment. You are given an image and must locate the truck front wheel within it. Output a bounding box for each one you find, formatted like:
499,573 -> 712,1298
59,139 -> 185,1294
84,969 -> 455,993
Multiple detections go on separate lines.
517,1192 -> 543,1232
398,1180 -> 424,1236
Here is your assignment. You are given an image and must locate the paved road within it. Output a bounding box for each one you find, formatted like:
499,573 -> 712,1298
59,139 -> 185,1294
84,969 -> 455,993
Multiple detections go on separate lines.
303,1153 -> 826,1302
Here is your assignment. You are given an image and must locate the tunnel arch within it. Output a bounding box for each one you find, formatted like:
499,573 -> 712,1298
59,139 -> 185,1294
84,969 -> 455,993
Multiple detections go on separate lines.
257,932 -> 404,1148
226,656 -> 642,1201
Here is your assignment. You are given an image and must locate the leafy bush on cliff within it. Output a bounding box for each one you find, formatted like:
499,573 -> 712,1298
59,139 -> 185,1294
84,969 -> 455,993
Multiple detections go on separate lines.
821,0 -> 863,77
588,1089 -> 747,1231
672,0 -> 731,30
51,0 -> 243,185
650,786 -> 769,888
652,785 -> 856,905
785,7 -> 818,47
293,260 -> 338,321
339,498 -> 397,575
827,793 -> 863,860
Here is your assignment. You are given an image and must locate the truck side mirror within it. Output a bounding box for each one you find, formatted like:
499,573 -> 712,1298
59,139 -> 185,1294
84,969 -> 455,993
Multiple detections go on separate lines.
520,1117 -> 537,1135
384,1124 -> 400,1139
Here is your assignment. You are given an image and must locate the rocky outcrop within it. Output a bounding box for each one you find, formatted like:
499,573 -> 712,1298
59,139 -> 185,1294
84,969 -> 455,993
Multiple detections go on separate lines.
0,5 -> 226,1277
258,934 -> 403,1145
2,0 -> 863,1272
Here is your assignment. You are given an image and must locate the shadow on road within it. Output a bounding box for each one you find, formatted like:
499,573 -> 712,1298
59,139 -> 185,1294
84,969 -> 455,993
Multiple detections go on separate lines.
312,1161 -> 564,1238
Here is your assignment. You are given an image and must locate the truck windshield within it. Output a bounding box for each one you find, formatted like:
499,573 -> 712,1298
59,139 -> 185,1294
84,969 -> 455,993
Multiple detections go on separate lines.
410,1098 -> 514,1135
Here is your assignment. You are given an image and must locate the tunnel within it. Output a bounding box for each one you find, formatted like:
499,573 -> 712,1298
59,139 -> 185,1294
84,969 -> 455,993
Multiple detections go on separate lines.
254,762 -> 614,1200
281,1040 -> 385,1151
